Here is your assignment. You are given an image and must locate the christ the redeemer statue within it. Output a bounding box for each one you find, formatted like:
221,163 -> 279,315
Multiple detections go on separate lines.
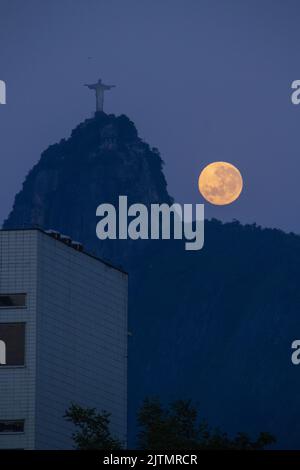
85,79 -> 115,112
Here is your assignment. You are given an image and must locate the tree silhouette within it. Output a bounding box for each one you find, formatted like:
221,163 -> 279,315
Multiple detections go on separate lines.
137,398 -> 275,450
65,399 -> 275,450
64,403 -> 122,450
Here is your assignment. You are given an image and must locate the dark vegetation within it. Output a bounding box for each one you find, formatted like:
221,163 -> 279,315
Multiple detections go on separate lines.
65,400 -> 275,450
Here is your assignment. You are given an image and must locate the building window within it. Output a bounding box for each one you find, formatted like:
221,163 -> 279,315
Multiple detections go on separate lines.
0,294 -> 26,308
0,420 -> 24,434
0,323 -> 25,366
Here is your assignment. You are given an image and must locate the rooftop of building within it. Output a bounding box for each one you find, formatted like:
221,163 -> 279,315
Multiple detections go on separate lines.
0,227 -> 127,275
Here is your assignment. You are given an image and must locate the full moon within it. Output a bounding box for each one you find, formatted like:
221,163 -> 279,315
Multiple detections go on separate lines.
198,162 -> 243,205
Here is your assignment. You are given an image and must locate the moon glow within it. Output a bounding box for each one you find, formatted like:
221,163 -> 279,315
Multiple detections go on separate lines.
198,162 -> 243,205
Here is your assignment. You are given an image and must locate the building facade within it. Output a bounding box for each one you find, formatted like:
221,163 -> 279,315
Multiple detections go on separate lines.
0,229 -> 128,449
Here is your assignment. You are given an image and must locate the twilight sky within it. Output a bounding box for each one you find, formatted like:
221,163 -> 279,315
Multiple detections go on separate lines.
1,0 -> 300,232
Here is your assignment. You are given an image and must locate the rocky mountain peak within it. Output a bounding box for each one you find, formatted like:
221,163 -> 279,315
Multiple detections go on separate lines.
3,112 -> 173,267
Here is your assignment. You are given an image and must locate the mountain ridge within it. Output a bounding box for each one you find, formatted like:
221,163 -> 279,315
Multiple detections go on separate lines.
4,112 -> 300,448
